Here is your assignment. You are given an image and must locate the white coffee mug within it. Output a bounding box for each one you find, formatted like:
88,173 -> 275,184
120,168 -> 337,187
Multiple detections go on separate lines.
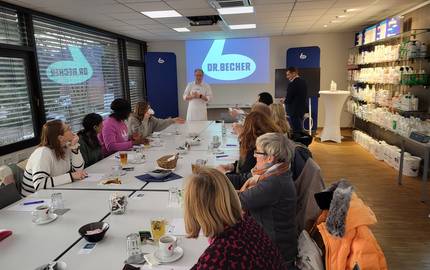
158,235 -> 177,258
32,204 -> 52,222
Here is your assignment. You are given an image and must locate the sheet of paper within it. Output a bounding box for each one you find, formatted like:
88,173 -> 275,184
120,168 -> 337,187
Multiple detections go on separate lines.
6,199 -> 52,212
84,173 -> 105,182
168,218 -> 202,236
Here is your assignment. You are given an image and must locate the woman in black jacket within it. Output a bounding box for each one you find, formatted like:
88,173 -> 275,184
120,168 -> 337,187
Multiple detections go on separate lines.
236,132 -> 297,267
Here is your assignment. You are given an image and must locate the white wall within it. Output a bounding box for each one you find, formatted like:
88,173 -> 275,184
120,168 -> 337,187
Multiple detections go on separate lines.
148,32 -> 355,127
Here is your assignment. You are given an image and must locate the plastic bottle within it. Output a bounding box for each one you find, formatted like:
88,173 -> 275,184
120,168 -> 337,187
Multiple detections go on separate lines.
420,43 -> 427,58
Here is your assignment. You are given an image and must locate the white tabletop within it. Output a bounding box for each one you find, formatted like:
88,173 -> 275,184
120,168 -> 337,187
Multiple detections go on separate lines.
0,189 -> 128,270
1,121 -> 238,269
59,191 -> 208,269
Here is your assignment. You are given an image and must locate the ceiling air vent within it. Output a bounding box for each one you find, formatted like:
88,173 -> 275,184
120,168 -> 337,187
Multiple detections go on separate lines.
209,0 -> 252,9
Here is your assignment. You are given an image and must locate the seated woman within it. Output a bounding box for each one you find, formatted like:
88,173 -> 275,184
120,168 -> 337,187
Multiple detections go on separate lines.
232,102 -> 271,135
78,113 -> 103,168
98,98 -> 144,156
236,132 -> 297,266
184,167 -> 287,270
127,101 -> 184,138
218,111 -> 280,175
22,120 -> 87,197
270,103 -> 291,136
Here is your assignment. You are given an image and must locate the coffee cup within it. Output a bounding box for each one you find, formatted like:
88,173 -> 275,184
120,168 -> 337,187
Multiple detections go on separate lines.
158,235 -> 177,258
32,204 -> 52,222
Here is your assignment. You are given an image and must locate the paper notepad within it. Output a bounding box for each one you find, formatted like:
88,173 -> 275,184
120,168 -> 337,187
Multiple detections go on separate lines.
83,173 -> 105,182
168,218 -> 202,236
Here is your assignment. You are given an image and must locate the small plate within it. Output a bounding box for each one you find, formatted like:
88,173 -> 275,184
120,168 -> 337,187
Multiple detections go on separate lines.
124,253 -> 146,264
154,247 -> 184,263
33,213 -> 58,225
129,159 -> 145,164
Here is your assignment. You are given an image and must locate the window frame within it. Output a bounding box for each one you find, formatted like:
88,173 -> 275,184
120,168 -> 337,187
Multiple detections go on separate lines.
0,2 -> 147,156
125,40 -> 147,107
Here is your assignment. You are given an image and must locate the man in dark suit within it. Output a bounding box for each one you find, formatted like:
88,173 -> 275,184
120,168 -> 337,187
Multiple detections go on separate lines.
284,67 -> 308,134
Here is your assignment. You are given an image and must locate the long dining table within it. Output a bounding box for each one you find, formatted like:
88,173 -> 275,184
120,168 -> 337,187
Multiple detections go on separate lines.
0,121 -> 240,270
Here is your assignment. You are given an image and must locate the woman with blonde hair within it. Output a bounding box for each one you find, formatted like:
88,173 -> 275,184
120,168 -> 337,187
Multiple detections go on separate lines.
127,100 -> 184,138
270,103 -> 291,136
185,167 -> 287,269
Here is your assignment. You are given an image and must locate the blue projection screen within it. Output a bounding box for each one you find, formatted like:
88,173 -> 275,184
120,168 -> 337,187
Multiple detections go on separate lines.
186,37 -> 269,84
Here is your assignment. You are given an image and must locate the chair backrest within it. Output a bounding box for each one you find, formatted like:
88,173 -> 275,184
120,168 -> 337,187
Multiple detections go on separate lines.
286,138 -> 312,180
0,183 -> 22,209
8,163 -> 24,193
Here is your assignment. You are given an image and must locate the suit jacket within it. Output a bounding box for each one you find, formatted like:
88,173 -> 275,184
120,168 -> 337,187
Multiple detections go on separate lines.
285,77 -> 308,117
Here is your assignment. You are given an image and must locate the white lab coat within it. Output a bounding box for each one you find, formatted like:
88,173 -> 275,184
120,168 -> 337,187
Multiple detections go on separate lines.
183,81 -> 213,121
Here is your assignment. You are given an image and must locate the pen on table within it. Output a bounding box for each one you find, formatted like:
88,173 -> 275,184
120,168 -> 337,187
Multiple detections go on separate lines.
216,154 -> 229,158
226,144 -> 237,147
22,200 -> 44,206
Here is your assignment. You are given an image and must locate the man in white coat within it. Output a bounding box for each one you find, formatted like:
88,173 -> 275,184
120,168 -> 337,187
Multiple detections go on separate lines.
183,68 -> 213,121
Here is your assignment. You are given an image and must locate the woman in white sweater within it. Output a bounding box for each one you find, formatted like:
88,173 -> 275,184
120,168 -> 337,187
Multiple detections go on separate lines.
22,120 -> 87,197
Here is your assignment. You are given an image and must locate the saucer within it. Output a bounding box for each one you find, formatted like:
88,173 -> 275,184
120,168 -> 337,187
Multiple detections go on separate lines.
153,247 -> 184,263
124,253 -> 146,264
33,213 -> 58,225
129,159 -> 145,164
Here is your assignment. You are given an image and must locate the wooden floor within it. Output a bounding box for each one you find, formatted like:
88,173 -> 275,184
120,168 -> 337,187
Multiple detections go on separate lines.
310,130 -> 430,270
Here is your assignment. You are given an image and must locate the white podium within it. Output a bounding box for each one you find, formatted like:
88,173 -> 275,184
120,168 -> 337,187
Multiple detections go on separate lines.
319,90 -> 350,143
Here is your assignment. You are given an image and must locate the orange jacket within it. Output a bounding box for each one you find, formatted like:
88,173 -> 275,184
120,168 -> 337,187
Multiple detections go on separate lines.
317,193 -> 388,270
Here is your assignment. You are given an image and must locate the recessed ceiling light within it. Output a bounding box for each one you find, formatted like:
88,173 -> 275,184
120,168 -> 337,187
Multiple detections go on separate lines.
344,8 -> 359,13
229,24 -> 256,30
323,24 -> 328,28
330,20 -> 344,23
218,6 -> 254,15
173,27 -> 190,32
141,10 -> 182,18
336,15 -> 347,18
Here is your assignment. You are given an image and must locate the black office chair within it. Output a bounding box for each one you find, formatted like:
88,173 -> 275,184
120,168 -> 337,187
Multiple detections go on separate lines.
0,183 -> 22,209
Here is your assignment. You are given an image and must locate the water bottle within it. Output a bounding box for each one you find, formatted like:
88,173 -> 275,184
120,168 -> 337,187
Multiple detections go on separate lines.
221,120 -> 227,137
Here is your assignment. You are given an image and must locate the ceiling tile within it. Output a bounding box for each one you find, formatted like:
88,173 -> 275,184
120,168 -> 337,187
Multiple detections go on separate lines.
165,0 -> 211,9
124,1 -> 171,12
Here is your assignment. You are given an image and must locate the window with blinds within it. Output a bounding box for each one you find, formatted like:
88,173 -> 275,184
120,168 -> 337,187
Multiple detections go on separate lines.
128,66 -> 144,107
0,57 -> 35,147
33,17 -> 123,131
126,41 -> 141,61
126,41 -> 144,107
0,7 -> 27,45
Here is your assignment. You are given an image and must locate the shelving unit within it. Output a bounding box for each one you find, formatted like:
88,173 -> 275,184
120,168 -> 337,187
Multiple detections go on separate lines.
347,28 -> 430,201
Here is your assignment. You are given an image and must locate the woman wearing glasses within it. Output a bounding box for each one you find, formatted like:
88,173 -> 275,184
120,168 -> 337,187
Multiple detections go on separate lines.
234,132 -> 298,267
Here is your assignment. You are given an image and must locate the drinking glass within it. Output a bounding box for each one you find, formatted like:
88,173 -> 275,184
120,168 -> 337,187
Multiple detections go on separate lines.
119,152 -> 128,167
112,165 -> 122,178
168,187 -> 180,208
150,218 -> 166,241
51,192 -> 64,210
126,233 -> 142,258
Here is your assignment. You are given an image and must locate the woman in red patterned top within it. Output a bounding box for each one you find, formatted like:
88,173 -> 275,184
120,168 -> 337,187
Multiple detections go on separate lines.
184,167 -> 287,270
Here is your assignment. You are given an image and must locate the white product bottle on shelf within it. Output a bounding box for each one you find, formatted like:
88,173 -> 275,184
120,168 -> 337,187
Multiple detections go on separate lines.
420,43 -> 427,58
